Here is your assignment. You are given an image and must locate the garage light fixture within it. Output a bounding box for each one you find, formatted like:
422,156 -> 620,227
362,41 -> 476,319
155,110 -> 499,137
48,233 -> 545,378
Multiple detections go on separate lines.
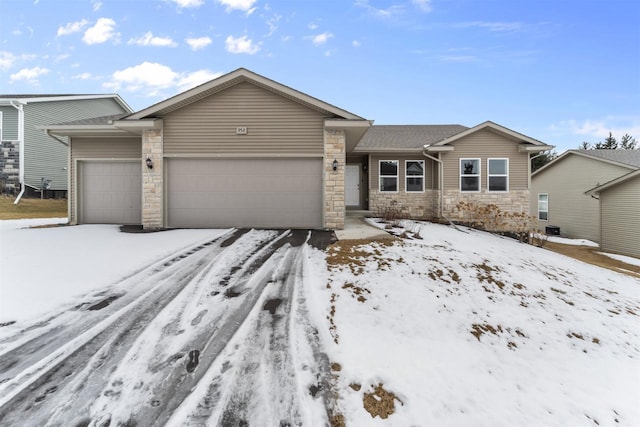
332,159 -> 338,171
146,157 -> 154,170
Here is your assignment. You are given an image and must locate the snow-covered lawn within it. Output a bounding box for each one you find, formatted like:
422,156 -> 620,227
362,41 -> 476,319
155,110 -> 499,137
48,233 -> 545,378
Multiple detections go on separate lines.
1,218 -> 639,426
307,220 -> 640,426
0,218 -> 225,324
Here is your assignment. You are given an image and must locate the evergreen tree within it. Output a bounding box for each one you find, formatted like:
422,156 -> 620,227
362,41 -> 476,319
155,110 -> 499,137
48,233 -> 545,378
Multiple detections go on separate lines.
620,133 -> 638,149
531,150 -> 557,172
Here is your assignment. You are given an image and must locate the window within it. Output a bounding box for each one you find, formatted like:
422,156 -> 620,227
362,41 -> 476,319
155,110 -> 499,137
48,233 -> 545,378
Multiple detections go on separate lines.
405,160 -> 424,192
0,111 -> 3,141
379,160 -> 398,192
488,158 -> 508,192
460,158 -> 480,192
538,194 -> 549,221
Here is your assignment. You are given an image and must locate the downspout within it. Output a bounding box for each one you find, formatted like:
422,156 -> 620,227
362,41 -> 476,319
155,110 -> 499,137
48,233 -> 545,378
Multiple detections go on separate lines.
422,149 -> 460,229
10,100 -> 25,204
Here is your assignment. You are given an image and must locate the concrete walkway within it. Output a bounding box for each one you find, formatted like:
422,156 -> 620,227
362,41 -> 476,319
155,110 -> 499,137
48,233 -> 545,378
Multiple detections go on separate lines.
334,211 -> 394,241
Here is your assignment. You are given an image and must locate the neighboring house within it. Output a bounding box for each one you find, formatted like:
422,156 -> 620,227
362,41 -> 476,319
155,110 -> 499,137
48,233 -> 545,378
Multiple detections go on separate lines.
586,169 -> 640,258
0,94 -> 132,198
531,150 -> 640,242
45,68 -> 550,230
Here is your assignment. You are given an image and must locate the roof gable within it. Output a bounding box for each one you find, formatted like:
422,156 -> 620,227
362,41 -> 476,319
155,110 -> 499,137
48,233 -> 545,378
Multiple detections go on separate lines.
431,121 -> 548,147
126,68 -> 364,121
585,168 -> 640,195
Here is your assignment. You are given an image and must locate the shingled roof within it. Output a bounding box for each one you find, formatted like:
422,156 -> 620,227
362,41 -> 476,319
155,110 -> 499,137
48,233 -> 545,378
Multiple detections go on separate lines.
574,149 -> 640,168
354,124 -> 468,151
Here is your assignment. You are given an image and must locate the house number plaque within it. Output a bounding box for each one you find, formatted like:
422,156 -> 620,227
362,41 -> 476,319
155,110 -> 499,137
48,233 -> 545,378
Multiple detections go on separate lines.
235,127 -> 248,135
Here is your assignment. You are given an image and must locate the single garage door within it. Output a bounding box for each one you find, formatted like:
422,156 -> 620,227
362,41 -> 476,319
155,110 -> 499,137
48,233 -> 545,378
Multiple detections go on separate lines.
167,158 -> 323,228
80,161 -> 141,224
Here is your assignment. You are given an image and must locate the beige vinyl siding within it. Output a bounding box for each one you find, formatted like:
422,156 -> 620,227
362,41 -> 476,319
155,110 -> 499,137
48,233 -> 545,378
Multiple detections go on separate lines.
70,137 -> 141,223
599,175 -> 640,258
0,106 -> 19,140
530,154 -> 632,242
163,82 -> 327,155
369,154 -> 436,191
440,129 -> 528,191
24,98 -> 128,191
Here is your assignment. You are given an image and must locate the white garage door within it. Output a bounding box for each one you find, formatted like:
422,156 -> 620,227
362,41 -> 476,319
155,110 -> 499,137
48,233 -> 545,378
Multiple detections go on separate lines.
167,158 -> 323,228
80,161 -> 141,224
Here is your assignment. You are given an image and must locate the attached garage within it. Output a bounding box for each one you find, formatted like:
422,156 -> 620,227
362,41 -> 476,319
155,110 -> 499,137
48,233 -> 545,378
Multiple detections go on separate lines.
166,158 -> 322,228
78,161 -> 141,224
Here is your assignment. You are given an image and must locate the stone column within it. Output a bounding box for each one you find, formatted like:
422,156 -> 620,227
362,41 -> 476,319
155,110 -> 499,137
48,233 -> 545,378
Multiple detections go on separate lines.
324,129 -> 346,230
142,127 -> 163,229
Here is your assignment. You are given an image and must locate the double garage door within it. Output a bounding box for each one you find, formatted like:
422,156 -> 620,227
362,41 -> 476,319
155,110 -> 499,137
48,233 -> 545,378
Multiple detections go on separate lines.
80,159 -> 323,228
166,158 -> 323,228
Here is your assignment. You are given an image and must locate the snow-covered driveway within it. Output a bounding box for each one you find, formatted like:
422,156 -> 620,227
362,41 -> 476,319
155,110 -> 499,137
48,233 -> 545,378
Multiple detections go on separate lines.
0,227 -> 334,426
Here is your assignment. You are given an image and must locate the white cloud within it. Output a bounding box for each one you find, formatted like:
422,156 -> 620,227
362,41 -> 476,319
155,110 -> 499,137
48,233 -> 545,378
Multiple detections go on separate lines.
103,62 -> 221,96
355,0 -> 405,17
352,40 -> 361,47
57,19 -> 89,37
178,70 -> 223,92
82,18 -> 119,45
185,36 -> 212,51
0,51 -> 16,70
170,0 -> 204,7
308,23 -> 318,30
92,1 -> 103,11
412,0 -> 432,12
225,35 -> 260,54
558,118 -> 640,141
72,72 -> 93,80
128,32 -> 177,47
217,0 -> 257,13
311,32 -> 333,46
9,66 -> 49,84
454,21 -> 522,32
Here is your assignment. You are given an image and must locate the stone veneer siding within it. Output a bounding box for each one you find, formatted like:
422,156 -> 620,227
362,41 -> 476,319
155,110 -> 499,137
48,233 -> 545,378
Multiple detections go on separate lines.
369,189 -> 439,219
324,129 -> 345,230
142,128 -> 163,229
442,189 -> 531,227
0,140 -> 19,193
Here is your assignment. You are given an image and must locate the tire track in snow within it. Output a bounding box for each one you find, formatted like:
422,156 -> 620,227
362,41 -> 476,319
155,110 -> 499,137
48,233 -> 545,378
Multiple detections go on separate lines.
0,229 -> 286,426
169,232 -> 332,427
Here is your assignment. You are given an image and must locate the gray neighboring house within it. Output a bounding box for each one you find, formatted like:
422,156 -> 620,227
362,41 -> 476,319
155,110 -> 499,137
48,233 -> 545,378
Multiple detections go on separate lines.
530,149 -> 640,243
586,169 -> 640,258
0,94 -> 132,198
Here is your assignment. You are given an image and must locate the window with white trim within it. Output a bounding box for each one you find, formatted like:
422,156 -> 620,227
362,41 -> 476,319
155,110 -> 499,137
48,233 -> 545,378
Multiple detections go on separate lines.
379,160 -> 398,192
538,193 -> 549,221
405,160 -> 424,192
460,158 -> 480,192
488,158 -> 508,192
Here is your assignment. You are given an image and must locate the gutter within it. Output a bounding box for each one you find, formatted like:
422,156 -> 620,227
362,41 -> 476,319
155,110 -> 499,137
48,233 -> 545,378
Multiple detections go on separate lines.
9,100 -> 25,204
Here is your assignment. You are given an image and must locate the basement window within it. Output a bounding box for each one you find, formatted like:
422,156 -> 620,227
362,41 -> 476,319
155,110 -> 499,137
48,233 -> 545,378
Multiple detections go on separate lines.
379,160 -> 398,192
538,193 -> 549,221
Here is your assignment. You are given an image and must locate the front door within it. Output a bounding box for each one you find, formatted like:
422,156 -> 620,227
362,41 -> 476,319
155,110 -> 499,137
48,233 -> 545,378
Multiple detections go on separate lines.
345,165 -> 360,207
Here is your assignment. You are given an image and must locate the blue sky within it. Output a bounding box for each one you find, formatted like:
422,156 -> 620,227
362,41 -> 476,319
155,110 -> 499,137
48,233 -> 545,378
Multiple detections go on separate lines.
1,0 -> 639,152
